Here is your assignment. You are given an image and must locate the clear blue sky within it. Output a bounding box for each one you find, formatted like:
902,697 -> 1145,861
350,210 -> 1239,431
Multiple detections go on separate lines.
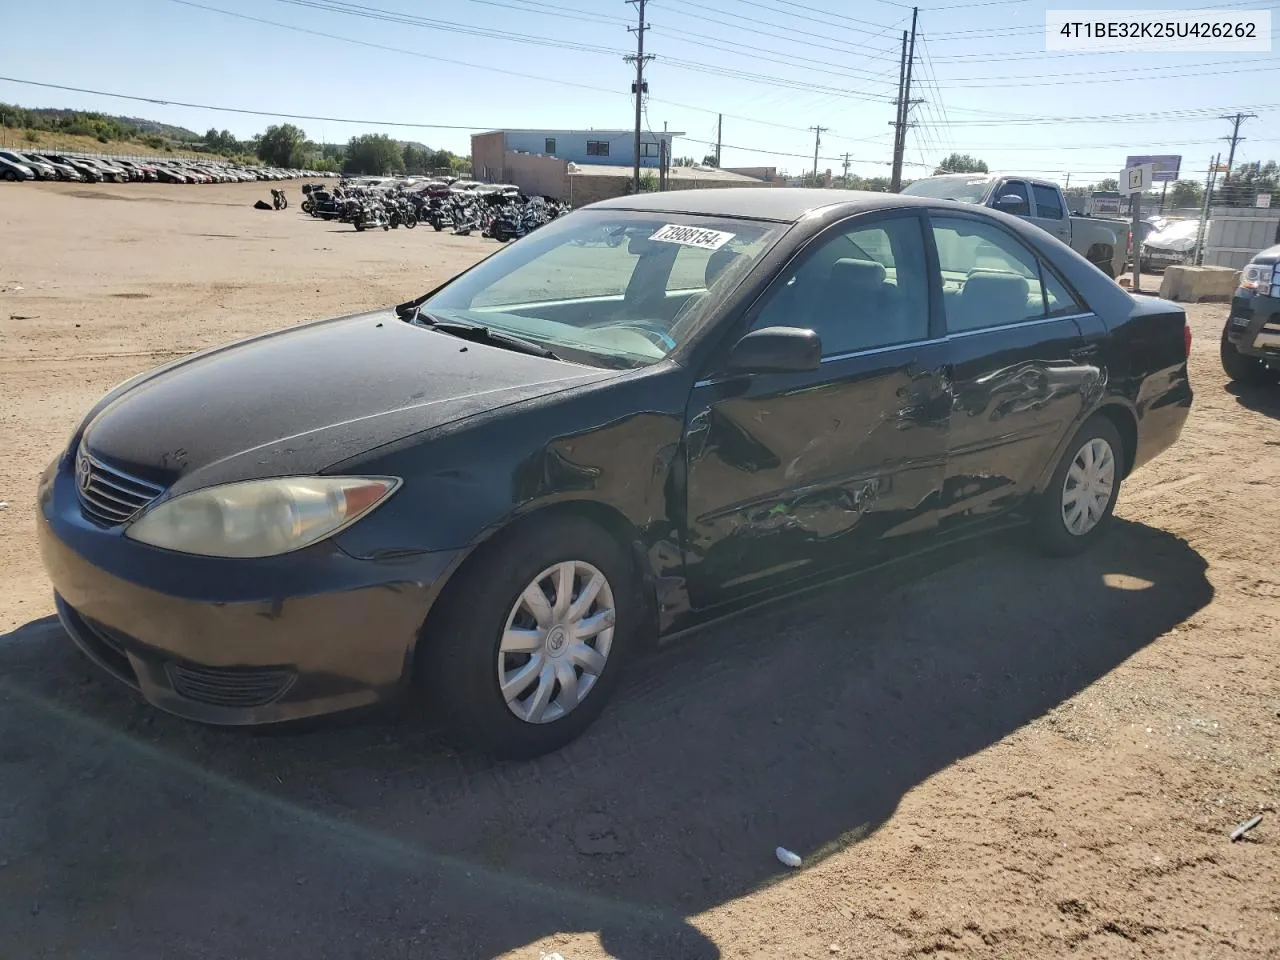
2,0 -> 1277,187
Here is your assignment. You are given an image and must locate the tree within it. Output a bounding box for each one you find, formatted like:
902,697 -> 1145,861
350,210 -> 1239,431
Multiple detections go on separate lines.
701,154 -> 719,167
257,124 -> 307,167
1095,177 -> 1119,192
402,143 -> 428,174
1217,160 -> 1278,206
934,153 -> 987,174
343,133 -> 406,175
1168,179 -> 1203,209
672,155 -> 697,167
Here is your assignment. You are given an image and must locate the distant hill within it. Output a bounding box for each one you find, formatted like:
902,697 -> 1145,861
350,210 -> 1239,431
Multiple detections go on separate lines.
112,114 -> 202,141
0,103 -> 202,143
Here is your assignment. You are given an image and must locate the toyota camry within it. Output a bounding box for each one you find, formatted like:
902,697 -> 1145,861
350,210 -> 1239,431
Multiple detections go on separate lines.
38,189 -> 1192,758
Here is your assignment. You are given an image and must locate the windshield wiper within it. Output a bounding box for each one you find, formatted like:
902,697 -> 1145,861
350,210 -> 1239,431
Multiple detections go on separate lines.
410,308 -> 561,360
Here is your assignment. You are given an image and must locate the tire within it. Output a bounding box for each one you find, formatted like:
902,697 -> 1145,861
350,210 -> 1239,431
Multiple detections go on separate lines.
354,221 -> 365,232
1031,415 -> 1124,557
432,220 -> 443,231
1,170 -> 17,182
1220,324 -> 1276,385
404,215 -> 417,229
301,200 -> 313,213
420,514 -> 640,759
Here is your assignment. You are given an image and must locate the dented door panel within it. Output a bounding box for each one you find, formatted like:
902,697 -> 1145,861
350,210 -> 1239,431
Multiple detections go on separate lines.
683,341 -> 952,607
939,316 -> 1103,529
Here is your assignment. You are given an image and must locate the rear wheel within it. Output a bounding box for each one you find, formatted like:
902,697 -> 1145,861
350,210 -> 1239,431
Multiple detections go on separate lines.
419,515 -> 639,759
1031,416 -> 1124,557
1220,324 -> 1276,384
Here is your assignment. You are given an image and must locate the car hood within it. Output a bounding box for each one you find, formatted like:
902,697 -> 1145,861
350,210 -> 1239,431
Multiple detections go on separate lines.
82,310 -> 613,494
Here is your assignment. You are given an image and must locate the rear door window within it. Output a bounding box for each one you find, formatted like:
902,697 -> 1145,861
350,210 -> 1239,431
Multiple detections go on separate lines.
931,216 -> 1049,332
1031,184 -> 1065,220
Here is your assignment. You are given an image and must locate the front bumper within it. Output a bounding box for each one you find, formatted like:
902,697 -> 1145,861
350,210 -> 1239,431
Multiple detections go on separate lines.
1227,290 -> 1280,365
37,454 -> 462,725
1141,247 -> 1193,269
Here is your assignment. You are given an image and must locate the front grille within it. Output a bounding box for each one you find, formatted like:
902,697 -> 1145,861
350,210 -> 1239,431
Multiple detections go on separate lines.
75,449 -> 165,527
165,663 -> 296,708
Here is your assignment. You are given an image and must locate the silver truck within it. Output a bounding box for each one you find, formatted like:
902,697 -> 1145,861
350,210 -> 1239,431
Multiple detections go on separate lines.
902,173 -> 1130,279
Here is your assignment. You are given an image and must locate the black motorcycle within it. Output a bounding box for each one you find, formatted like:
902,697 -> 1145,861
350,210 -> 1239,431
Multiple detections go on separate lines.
271,188 -> 288,211
387,196 -> 418,229
352,199 -> 390,231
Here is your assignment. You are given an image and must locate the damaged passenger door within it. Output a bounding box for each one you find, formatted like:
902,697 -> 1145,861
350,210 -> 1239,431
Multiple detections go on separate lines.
682,211 -> 953,608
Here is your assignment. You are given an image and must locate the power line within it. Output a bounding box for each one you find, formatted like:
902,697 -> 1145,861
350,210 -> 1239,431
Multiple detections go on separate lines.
156,0 -> 856,135
685,0 -> 904,37
655,0 -> 903,61
649,27 -> 900,83
267,0 -> 624,54
0,75 -> 492,130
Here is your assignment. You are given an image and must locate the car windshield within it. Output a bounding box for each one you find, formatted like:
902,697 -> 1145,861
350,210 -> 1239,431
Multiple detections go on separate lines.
1151,220 -> 1201,242
901,175 -> 994,203
420,209 -> 783,367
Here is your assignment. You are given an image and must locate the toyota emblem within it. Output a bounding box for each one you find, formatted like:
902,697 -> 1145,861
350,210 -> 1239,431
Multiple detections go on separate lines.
76,454 -> 93,494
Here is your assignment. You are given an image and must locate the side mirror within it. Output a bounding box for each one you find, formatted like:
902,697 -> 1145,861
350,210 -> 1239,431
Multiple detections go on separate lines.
994,193 -> 1025,212
726,326 -> 822,374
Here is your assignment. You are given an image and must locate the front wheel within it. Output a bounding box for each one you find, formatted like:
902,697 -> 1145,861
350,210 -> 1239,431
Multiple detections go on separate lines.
354,220 -> 365,231
1031,416 -> 1124,557
420,515 -> 639,759
1,170 -> 17,182
1221,325 -> 1276,384
403,214 -> 417,229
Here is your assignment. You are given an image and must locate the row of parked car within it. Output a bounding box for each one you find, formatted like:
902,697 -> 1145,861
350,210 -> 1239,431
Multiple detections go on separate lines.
0,149 -> 332,185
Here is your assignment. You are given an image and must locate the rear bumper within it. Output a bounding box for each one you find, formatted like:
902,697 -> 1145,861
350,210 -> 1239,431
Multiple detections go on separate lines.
38,453 -> 462,725
1227,291 -> 1280,364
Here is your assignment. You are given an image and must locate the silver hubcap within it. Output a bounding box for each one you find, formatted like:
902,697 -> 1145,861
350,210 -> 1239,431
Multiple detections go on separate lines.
1062,437 -> 1116,536
498,560 -> 616,724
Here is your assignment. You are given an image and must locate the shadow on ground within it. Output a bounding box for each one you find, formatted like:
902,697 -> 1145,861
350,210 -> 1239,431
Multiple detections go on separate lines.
1225,378 -> 1280,419
0,520 -> 1212,959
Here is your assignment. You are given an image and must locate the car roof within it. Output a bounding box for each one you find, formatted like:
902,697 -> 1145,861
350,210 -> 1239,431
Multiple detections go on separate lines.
585,187 -> 942,223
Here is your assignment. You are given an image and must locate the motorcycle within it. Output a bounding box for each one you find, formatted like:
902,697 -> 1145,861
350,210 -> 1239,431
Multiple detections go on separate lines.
352,199 -> 390,231
271,188 -> 288,210
387,196 -> 418,229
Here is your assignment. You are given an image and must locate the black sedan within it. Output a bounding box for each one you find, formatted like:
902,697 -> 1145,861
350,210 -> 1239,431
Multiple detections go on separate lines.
38,189 -> 1193,757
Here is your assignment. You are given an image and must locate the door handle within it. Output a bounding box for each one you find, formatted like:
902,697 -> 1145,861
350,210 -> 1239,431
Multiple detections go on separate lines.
1069,344 -> 1099,361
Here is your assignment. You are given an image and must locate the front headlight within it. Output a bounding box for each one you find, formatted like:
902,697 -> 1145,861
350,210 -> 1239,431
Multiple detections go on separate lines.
1240,261 -> 1275,293
125,476 -> 399,558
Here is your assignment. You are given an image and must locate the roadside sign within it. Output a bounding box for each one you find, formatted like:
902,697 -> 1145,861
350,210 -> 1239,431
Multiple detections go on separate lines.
1120,163 -> 1154,196
1125,154 -> 1181,183
1257,194 -> 1272,208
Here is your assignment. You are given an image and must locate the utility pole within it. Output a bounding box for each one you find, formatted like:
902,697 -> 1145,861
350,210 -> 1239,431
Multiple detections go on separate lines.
842,152 -> 851,186
889,7 -> 919,192
1219,111 -> 1255,203
1195,152 -> 1220,266
890,30 -> 908,192
625,0 -> 652,194
809,125 -> 828,185
715,113 -> 722,167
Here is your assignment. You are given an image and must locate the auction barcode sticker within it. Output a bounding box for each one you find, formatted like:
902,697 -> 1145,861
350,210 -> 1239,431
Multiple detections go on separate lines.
1046,10 -> 1271,51
649,224 -> 735,250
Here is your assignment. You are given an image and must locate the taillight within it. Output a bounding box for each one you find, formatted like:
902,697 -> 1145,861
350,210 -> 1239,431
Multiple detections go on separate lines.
1184,322 -> 1192,356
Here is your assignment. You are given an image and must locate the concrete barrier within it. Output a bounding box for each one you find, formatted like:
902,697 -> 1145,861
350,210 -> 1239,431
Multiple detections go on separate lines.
1158,265 -> 1240,303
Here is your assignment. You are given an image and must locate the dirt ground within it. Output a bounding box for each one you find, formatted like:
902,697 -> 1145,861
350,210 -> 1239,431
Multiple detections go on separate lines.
0,180 -> 1277,960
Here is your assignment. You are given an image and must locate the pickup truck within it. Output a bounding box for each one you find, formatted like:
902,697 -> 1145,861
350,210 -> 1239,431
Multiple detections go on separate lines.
902,173 -> 1130,279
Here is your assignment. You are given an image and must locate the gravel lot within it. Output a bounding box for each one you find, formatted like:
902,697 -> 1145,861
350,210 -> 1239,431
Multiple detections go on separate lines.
1,181 -> 1277,960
